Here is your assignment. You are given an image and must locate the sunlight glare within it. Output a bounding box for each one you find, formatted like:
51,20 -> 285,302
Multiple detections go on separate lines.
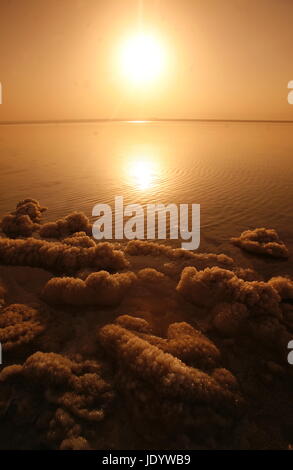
127,158 -> 157,190
120,33 -> 165,85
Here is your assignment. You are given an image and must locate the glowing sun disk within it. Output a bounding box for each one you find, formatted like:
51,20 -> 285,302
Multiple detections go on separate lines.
120,33 -> 165,85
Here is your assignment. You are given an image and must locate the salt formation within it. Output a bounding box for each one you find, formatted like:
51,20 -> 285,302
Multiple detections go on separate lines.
177,266 -> 281,315
231,228 -> 289,258
0,201 -> 292,449
0,352 -> 113,449
0,199 -> 46,237
42,270 -> 137,306
126,239 -> 234,269
0,304 -> 44,351
63,231 -> 96,248
98,316 -> 243,447
177,266 -> 292,353
113,315 -> 220,369
39,212 -> 92,238
0,237 -> 128,272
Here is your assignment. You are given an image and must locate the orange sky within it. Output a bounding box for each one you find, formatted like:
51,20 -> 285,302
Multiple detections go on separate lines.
0,0 -> 293,122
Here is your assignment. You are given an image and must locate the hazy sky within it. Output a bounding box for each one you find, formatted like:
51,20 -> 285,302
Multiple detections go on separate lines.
0,0 -> 293,121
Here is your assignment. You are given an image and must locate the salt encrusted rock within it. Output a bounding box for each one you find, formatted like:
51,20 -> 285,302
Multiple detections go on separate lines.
231,228 -> 289,259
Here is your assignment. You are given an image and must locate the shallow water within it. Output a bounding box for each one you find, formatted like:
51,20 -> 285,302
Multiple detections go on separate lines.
0,121 -> 292,272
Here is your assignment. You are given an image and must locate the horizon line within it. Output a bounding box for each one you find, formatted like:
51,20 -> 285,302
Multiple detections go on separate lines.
1,118 -> 293,125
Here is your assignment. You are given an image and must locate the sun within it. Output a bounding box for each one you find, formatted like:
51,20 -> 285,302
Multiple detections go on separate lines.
120,33 -> 165,85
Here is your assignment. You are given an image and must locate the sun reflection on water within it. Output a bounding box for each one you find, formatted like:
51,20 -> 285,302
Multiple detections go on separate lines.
126,157 -> 159,190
